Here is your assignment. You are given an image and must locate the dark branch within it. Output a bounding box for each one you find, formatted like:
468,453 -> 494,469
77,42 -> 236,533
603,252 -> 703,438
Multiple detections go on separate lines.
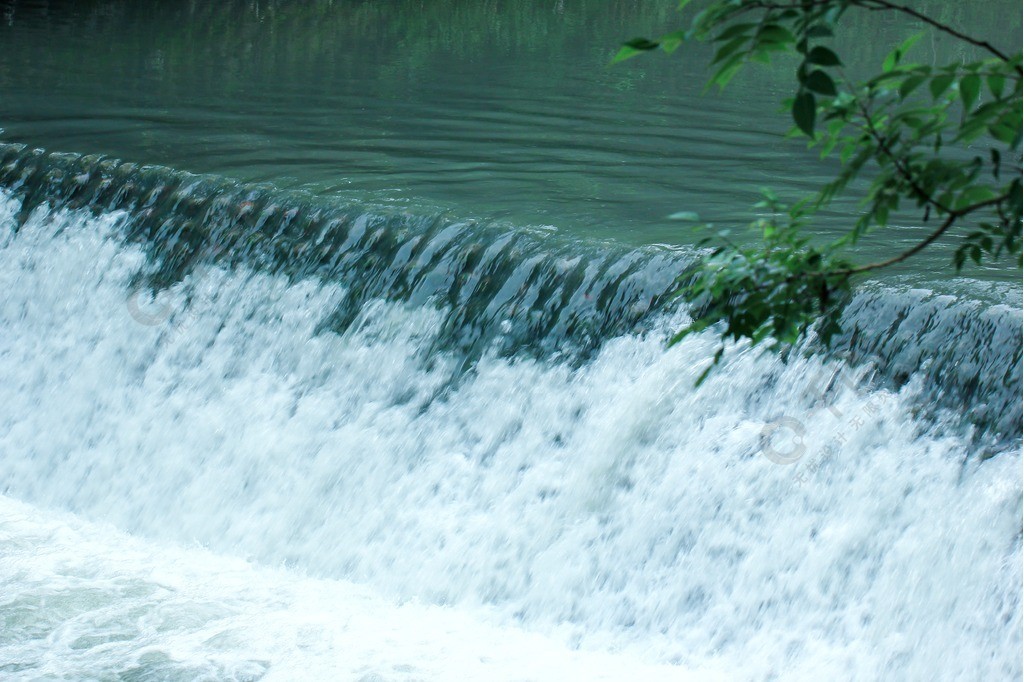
854,97 -> 953,215
740,0 -> 1017,69
861,0 -> 1016,66
840,192 -> 1012,275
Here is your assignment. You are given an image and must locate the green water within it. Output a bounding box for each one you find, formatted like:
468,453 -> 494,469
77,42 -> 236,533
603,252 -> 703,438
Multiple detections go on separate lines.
0,0 -> 1019,279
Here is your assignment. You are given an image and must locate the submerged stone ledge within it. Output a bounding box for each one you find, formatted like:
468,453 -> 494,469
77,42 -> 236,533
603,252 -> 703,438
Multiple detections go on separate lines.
1,142 -> 1019,443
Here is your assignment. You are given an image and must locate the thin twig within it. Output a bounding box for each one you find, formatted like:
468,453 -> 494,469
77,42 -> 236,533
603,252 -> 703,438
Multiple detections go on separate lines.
738,0 -> 1018,69
838,192 -> 1010,275
854,96 -> 952,214
861,0 -> 1016,66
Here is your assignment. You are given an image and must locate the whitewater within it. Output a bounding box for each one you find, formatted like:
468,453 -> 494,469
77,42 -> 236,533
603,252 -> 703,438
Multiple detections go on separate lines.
0,145 -> 1020,680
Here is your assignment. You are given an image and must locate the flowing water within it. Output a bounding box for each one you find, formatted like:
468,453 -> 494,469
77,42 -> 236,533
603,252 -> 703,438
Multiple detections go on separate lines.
0,1 -> 1021,680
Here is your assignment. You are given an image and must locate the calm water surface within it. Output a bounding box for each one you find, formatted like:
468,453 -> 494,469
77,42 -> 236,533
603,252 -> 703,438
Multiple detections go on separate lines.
0,0 -> 1019,277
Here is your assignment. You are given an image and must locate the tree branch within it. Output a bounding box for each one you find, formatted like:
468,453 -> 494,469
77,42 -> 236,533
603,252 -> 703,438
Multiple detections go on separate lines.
861,0 -> 1016,66
832,191 -> 1011,277
853,96 -> 953,215
749,189 -> 1013,293
739,0 -> 1018,70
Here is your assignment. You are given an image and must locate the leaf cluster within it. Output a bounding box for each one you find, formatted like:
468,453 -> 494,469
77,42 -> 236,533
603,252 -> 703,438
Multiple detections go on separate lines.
615,0 -> 1022,371
671,190 -> 853,383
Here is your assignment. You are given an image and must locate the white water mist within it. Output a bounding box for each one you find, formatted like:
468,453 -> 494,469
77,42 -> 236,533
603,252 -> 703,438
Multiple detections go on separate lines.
0,191 -> 1020,680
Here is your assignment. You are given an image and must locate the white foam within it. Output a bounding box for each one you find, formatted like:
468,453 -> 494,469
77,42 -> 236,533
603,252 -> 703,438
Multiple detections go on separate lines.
0,495 -> 717,681
0,191 -> 1019,679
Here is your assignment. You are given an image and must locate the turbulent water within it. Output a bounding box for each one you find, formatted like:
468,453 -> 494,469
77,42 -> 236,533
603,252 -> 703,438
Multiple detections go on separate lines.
0,144 -> 1021,680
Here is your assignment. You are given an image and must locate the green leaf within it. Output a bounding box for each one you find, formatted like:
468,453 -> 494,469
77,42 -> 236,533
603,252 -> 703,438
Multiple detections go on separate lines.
694,347 -> 725,387
804,69 -> 837,96
624,37 -> 659,50
987,74 -> 1006,98
712,36 -> 749,65
989,120 -> 1019,144
954,246 -> 967,271
715,22 -> 757,41
898,74 -> 928,99
960,74 -> 981,110
882,33 -> 923,72
806,25 -> 833,38
955,185 -> 998,210
793,91 -> 817,136
897,32 -> 924,55
708,54 -> 745,90
757,25 -> 795,45
929,73 -> 955,99
881,51 -> 898,73
611,37 -> 661,63
660,39 -> 684,55
611,46 -> 643,64
806,46 -> 841,67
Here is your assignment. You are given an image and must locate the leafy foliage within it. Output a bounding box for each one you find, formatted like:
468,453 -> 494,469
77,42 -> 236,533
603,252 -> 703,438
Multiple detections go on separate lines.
616,0 -> 1022,377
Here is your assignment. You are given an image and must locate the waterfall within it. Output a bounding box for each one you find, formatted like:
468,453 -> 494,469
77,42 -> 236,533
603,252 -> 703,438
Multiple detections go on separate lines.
0,144 -> 1019,680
